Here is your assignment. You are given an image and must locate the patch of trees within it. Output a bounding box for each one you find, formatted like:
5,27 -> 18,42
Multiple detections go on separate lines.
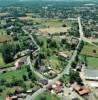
0,43 -> 16,63
69,70 -> 83,85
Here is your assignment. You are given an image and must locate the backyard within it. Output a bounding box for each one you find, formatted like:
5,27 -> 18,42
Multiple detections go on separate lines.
35,92 -> 61,100
80,43 -> 98,57
80,55 -> 98,69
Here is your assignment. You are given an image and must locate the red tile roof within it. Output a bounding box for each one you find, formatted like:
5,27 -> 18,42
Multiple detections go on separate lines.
6,96 -> 12,100
78,88 -> 89,96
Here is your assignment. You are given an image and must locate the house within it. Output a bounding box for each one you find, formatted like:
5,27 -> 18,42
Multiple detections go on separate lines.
58,52 -> 68,59
84,69 -> 98,81
38,79 -> 48,85
48,80 -> 63,95
72,82 -> 89,96
76,64 -> 82,71
39,66 -> 49,73
11,96 -> 18,100
6,96 -> 12,100
15,57 -> 27,68
6,96 -> 18,100
55,80 -> 62,87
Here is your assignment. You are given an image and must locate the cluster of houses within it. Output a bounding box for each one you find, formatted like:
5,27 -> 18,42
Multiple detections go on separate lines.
72,82 -> 89,96
47,80 -> 64,96
38,65 -> 57,78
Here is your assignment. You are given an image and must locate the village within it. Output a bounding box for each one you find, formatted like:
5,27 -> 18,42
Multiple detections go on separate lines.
0,0 -> 97,100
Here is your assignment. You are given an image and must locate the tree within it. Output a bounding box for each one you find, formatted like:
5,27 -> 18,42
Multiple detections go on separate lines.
62,24 -> 66,27
22,75 -> 27,81
93,49 -> 96,54
40,96 -> 46,100
61,38 -> 67,44
71,62 -> 76,68
1,43 -> 16,63
69,70 -> 82,84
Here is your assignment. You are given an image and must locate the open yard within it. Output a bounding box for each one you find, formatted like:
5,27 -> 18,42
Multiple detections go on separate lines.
0,67 -> 40,98
80,55 -> 98,69
0,35 -> 11,43
80,43 -> 98,69
0,68 -> 27,82
35,92 -> 61,100
39,27 -> 70,34
19,17 -> 73,28
80,43 -> 98,57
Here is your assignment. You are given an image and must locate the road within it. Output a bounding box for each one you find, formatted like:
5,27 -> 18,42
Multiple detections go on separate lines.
23,29 -> 47,80
78,17 -> 98,100
25,33 -> 81,100
78,17 -> 98,47
27,56 -> 47,80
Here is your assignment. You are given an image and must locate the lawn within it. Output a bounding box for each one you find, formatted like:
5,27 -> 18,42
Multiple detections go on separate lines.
0,67 -> 40,98
0,67 -> 27,82
39,27 -> 70,34
0,53 -> 5,67
37,35 -> 69,70
0,29 -> 7,35
80,55 -> 98,69
35,92 -> 61,100
80,43 -> 98,57
19,17 -> 73,28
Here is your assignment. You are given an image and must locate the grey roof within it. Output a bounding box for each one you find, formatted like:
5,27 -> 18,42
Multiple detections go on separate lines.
84,69 -> 98,80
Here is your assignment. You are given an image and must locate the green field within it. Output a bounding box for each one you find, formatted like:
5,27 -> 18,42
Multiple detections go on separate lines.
0,53 -> 5,67
37,36 -> 69,71
80,43 -> 98,57
0,29 -> 7,35
35,92 -> 61,100
19,17 -> 73,28
80,55 -> 98,69
0,68 -> 27,82
0,67 -> 40,98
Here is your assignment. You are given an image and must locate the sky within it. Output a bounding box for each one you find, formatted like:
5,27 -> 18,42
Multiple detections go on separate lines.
20,0 -> 94,1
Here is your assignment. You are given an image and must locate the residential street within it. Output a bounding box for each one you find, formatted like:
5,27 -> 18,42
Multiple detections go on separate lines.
25,26 -> 82,100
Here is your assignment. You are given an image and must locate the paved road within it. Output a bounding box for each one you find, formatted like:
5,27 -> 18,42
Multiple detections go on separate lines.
78,17 -> 98,47
23,29 -> 47,80
78,17 -> 98,100
25,38 -> 81,100
27,56 -> 47,80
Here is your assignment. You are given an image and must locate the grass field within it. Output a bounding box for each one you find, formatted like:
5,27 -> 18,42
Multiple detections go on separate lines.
0,53 -> 5,67
80,55 -> 98,69
35,92 -> 61,100
19,17 -> 73,28
0,29 -> 7,35
0,67 -> 40,98
0,68 -> 27,82
0,68 -> 27,97
80,43 -> 98,57
39,27 -> 70,34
